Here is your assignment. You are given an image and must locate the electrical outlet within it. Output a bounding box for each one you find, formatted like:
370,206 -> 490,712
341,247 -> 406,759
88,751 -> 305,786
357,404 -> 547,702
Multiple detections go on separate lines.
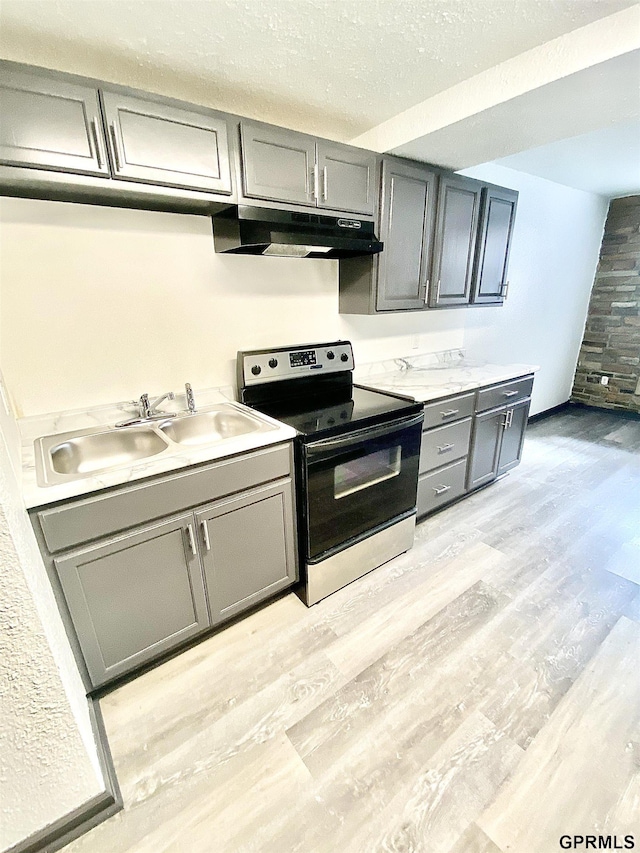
600,376 -> 609,386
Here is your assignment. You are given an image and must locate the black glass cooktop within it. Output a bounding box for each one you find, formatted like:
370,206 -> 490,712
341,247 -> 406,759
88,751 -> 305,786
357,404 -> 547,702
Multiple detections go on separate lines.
252,385 -> 421,440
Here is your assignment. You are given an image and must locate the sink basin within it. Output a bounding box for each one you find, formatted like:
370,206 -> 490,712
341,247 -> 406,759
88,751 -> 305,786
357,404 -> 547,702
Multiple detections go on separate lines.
47,427 -> 169,477
157,408 -> 269,446
34,403 -> 279,488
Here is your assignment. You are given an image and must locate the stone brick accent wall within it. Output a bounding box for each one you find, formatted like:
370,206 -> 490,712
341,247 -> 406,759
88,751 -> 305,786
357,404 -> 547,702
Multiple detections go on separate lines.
571,195 -> 640,413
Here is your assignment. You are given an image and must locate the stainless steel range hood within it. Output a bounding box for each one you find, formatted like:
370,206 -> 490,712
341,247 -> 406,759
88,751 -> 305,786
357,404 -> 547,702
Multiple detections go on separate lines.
212,205 -> 383,259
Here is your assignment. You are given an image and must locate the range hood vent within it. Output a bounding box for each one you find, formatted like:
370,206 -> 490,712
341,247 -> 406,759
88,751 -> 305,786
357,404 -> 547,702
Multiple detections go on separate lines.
212,205 -> 383,259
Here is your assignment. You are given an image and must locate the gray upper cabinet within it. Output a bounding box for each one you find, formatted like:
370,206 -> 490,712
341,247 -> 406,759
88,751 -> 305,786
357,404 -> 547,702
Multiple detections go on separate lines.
471,185 -> 518,305
316,142 -> 376,215
240,121 -> 316,206
240,120 -> 376,214
0,65 -> 109,177
429,175 -> 482,307
375,158 -> 437,311
55,513 -> 209,687
100,91 -> 232,194
197,479 -> 297,624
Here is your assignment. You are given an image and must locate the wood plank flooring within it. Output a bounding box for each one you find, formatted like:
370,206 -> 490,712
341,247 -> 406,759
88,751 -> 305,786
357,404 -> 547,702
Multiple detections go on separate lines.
62,407 -> 640,853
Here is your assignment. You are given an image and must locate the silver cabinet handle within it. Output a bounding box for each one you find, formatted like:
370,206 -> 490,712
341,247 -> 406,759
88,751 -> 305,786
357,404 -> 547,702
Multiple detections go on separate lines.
502,390 -> 518,397
185,524 -> 196,556
201,521 -> 211,552
91,117 -> 106,169
312,164 -> 319,200
423,279 -> 430,304
507,409 -> 514,427
433,484 -> 451,496
322,166 -> 328,202
501,280 -> 510,299
109,123 -> 123,172
441,409 -> 459,418
437,443 -> 454,453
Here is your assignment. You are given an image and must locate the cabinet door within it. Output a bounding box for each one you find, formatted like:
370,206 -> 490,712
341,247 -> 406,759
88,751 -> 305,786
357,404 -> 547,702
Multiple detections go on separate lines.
240,121 -> 315,206
100,91 -> 232,193
472,186 -> 518,304
0,65 -> 108,176
497,398 -> 530,475
316,142 -> 377,215
430,175 -> 482,307
376,158 -> 437,311
55,514 -> 209,687
197,479 -> 297,625
467,407 -> 505,490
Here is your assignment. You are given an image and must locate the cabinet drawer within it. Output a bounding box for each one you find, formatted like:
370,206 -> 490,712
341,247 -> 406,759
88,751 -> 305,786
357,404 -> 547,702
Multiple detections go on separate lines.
476,375 -> 533,412
422,392 -> 475,430
419,417 -> 471,474
37,443 -> 291,553
417,458 -> 467,517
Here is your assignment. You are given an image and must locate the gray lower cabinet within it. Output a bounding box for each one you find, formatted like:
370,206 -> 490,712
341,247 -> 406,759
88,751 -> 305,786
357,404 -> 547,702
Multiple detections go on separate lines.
100,91 -> 232,194
497,398 -> 530,475
417,376 -> 534,517
467,376 -> 533,490
471,186 -> 518,305
197,480 -> 296,624
55,513 -> 209,687
0,65 -> 109,177
429,174 -> 482,307
32,443 -> 297,689
417,393 -> 474,517
239,120 -> 377,214
466,407 -> 505,490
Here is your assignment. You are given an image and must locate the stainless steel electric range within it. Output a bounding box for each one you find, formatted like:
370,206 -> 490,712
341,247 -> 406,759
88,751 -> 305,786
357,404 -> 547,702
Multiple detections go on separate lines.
237,341 -> 424,605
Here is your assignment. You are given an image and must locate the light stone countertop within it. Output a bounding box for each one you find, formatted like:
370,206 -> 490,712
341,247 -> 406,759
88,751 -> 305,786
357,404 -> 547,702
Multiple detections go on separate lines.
19,386 -> 296,509
354,351 -> 539,403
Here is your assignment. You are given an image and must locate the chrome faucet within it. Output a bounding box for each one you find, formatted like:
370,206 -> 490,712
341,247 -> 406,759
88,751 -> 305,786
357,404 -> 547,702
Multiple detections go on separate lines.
144,390 -> 175,416
185,383 -> 196,413
116,391 -> 176,427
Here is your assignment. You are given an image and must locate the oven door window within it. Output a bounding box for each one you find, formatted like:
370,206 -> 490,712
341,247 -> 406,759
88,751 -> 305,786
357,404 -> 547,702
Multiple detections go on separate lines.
304,415 -> 422,562
334,446 -> 401,499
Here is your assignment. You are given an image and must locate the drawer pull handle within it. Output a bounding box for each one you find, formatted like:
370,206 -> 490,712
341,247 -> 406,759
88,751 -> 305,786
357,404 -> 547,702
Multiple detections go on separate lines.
502,390 -> 519,397
201,521 -> 211,552
437,443 -> 454,453
185,524 -> 197,556
433,484 -> 451,496
440,409 -> 459,418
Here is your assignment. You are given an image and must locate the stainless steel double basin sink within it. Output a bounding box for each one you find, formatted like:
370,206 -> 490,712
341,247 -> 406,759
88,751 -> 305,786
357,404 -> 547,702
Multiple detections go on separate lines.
34,404 -> 277,487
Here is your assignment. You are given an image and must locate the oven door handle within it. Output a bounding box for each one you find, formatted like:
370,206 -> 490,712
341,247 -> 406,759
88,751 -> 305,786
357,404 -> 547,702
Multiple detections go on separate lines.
305,410 -> 424,455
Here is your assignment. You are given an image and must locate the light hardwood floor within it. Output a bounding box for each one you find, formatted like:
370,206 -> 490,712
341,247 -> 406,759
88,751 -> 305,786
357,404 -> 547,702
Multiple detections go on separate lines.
63,407 -> 640,853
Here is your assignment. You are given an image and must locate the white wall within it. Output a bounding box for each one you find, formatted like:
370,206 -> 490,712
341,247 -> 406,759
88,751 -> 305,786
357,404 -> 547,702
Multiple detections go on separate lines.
0,389 -> 104,851
0,197 -> 467,417
459,163 -> 608,414
0,173 -> 608,419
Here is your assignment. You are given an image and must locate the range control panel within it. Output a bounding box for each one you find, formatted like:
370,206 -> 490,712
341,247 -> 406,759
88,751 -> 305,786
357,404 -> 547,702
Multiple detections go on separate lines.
239,341 -> 355,386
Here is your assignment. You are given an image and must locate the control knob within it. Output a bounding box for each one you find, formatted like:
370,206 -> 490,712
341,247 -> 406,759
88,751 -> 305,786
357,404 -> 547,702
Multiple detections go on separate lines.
340,353 -> 349,362
327,351 -> 335,360
268,358 -> 278,369
251,365 -> 262,376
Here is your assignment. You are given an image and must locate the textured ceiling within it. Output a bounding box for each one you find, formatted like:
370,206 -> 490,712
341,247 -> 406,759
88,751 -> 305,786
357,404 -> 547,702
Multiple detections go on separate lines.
0,0 -> 638,196
0,0 -> 636,141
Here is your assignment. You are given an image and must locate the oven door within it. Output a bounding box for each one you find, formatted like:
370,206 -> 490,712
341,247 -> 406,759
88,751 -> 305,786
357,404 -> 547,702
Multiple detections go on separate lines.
303,411 -> 423,561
